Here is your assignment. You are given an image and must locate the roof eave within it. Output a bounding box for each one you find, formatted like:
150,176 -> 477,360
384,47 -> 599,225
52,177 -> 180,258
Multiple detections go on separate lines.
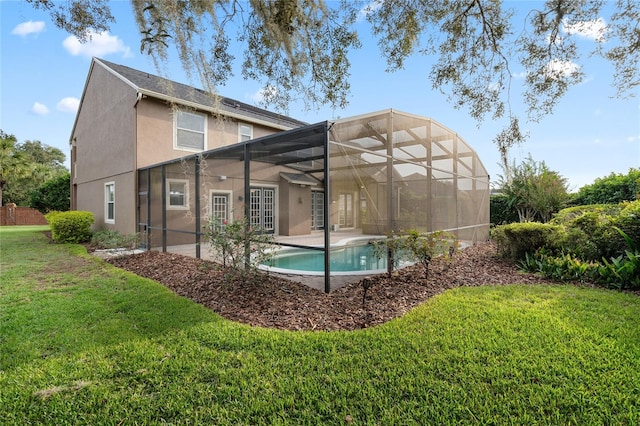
137,88 -> 297,131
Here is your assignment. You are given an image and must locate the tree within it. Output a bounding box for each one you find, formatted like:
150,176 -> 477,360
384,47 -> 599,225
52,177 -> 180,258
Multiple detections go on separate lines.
498,155 -> 568,223
0,137 -> 67,206
29,172 -> 71,213
0,131 -> 30,207
27,1 -> 639,172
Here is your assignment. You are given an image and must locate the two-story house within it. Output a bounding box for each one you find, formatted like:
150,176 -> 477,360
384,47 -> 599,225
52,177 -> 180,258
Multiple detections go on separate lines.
71,58 -> 490,292
70,58 -> 307,234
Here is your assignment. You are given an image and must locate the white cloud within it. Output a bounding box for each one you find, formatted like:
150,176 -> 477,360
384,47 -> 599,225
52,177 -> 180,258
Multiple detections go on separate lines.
57,97 -> 80,113
357,0 -> 384,22
544,59 -> 579,79
62,30 -> 132,58
511,71 -> 527,79
563,18 -> 607,42
31,102 -> 49,115
250,85 -> 278,105
11,20 -> 45,37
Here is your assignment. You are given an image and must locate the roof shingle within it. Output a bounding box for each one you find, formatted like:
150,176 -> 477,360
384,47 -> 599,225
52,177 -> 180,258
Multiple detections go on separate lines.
96,58 -> 307,129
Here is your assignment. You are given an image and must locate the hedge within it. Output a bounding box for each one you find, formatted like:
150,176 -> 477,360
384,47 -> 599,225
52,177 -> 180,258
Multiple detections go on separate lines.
46,210 -> 95,243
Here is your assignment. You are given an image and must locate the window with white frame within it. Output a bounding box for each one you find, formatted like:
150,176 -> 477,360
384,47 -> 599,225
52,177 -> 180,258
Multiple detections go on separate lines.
105,182 -> 115,224
175,110 -> 206,151
167,179 -> 189,209
238,123 -> 253,142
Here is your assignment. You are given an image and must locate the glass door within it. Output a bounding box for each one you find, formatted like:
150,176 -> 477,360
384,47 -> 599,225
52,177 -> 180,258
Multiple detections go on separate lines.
250,187 -> 275,233
311,190 -> 324,230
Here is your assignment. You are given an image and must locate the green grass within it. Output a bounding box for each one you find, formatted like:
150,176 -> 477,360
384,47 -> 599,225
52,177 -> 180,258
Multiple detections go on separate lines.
1,226 -> 639,424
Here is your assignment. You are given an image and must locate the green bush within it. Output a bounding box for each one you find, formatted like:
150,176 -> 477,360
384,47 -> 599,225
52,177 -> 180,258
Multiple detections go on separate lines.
371,229 -> 457,278
492,222 -> 560,261
550,204 -> 622,226
44,210 -> 63,224
550,203 -> 638,261
522,229 -> 640,290
203,215 -> 275,283
612,200 -> 640,251
47,210 -> 95,243
91,229 -> 141,250
519,251 -> 600,283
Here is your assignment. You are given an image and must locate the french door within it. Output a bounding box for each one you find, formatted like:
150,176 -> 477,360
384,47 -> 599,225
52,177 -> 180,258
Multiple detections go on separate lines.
250,187 -> 275,233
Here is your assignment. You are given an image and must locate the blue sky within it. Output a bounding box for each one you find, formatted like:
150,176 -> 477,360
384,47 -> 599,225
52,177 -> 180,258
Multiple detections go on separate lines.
1,1 -> 638,191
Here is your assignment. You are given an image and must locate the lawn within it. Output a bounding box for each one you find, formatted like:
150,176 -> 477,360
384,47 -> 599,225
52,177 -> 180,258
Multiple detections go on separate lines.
1,226 -> 639,424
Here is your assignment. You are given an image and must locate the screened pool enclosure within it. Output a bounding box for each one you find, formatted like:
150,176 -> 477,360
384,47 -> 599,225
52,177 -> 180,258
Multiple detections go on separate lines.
138,109 -> 490,292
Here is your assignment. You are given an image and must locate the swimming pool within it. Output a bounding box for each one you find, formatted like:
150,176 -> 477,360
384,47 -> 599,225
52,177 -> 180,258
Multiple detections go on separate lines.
260,237 -> 407,276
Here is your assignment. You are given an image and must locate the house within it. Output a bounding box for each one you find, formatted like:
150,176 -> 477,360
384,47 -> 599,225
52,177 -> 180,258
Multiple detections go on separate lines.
71,59 -> 490,292
70,58 -> 307,234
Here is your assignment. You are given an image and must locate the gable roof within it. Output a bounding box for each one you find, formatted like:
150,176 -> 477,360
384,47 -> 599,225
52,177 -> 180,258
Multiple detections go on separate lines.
94,58 -> 307,130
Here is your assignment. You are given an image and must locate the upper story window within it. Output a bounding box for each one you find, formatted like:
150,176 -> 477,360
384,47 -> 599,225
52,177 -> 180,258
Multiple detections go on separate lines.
175,110 -> 206,151
238,123 -> 253,142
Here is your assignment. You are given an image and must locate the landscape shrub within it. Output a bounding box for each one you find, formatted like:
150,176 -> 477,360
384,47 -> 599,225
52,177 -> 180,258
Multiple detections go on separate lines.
521,229 -> 640,290
91,229 -> 141,250
44,210 -> 63,224
203,215 -> 275,283
371,229 -> 457,278
612,200 -> 640,249
492,222 -> 560,261
47,210 -> 94,243
520,251 -> 600,283
550,204 -> 622,227
550,203 -> 639,261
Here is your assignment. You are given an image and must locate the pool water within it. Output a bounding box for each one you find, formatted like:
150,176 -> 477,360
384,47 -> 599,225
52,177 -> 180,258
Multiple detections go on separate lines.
262,241 -> 403,275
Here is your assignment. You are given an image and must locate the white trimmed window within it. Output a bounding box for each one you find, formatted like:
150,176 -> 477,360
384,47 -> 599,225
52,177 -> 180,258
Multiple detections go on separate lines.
167,179 -> 189,210
105,182 -> 115,224
175,110 -> 206,151
238,123 -> 253,142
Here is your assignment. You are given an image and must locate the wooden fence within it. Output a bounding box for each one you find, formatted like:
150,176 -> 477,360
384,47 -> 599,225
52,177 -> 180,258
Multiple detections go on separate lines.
0,204 -> 48,226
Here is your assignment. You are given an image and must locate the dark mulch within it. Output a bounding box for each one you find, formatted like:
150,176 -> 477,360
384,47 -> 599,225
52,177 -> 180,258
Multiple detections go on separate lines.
107,243 -> 560,331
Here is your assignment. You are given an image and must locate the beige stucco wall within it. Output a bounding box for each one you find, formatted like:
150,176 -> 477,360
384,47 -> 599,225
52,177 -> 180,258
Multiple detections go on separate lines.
135,99 -> 288,169
76,172 -> 137,232
278,181 -> 313,236
72,60 -> 306,237
72,62 -> 137,233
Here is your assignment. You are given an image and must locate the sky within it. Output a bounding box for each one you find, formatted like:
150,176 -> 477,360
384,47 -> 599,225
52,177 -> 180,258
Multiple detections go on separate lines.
1,1 -> 638,192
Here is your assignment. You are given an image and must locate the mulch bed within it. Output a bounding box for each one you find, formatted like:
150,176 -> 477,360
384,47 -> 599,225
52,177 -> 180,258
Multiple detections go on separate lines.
107,243 -> 560,331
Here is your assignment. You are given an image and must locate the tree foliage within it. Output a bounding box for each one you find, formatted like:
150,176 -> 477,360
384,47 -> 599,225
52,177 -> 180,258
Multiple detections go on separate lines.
0,131 -> 30,206
0,132 -> 68,206
498,154 -> 568,223
571,168 -> 640,205
27,0 -> 639,171
29,172 -> 71,214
